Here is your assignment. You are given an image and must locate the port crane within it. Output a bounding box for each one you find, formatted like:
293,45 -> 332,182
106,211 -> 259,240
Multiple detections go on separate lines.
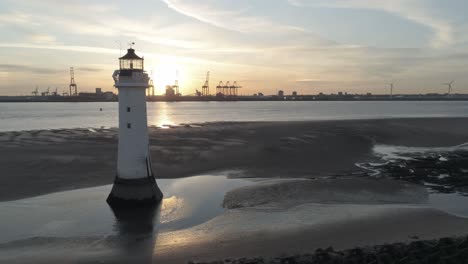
164,71 -> 181,97
148,71 -> 155,97
216,81 -> 223,96
229,82 -> 235,96
32,86 -> 38,96
202,71 -> 210,96
173,70 -> 180,96
41,87 -> 50,96
148,78 -> 155,97
232,81 -> 241,96
215,80 -> 241,96
223,81 -> 230,95
69,67 -> 78,96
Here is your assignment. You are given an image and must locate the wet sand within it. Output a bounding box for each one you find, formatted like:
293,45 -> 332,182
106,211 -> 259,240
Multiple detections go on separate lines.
2,177 -> 468,263
2,118 -> 468,201
2,117 -> 468,263
155,208 -> 468,263
3,208 -> 468,264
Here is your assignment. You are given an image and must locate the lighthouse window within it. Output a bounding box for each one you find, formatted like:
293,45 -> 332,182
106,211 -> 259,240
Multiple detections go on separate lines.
127,123 -> 131,129
127,107 -> 131,112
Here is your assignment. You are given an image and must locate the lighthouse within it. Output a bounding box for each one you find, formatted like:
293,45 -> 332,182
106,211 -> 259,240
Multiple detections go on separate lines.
107,46 -> 163,207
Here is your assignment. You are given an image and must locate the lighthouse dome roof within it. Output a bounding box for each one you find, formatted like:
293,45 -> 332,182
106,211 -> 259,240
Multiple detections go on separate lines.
119,48 -> 142,60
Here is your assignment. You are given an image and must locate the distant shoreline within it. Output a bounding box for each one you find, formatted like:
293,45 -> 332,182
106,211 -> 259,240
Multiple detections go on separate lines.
2,94 -> 468,102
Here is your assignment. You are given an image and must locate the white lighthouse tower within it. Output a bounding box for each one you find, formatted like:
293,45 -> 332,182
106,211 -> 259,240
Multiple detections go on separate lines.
107,46 -> 163,206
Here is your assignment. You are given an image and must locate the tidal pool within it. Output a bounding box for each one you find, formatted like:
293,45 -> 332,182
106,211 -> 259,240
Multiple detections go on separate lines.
0,174 -> 255,244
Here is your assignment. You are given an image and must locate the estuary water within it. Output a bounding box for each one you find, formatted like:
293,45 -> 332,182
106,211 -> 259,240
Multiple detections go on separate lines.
1,101 -> 468,131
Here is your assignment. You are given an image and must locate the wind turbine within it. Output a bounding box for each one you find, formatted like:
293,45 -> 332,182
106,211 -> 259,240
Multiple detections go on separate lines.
387,82 -> 395,99
442,80 -> 454,97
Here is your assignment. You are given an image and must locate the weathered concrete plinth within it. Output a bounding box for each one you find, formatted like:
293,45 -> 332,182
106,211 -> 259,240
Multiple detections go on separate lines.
107,176 -> 163,208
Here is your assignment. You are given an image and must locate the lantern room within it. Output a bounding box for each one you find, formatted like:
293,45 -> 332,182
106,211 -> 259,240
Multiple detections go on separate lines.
119,48 -> 144,75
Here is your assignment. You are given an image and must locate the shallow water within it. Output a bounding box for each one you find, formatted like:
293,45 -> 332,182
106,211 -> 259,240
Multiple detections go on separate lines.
2,173 -> 468,264
373,143 -> 468,161
428,192 -> 468,218
2,173 -> 468,246
0,174 -> 254,244
1,101 -> 468,131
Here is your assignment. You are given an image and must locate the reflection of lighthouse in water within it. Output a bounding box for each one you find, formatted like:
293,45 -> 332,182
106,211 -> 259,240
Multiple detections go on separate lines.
107,46 -> 163,206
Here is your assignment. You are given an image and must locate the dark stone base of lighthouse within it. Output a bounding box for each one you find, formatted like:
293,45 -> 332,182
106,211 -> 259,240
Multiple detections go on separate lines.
107,176 -> 163,208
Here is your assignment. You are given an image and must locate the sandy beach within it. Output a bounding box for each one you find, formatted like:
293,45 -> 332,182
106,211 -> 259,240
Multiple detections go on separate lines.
2,117 -> 468,263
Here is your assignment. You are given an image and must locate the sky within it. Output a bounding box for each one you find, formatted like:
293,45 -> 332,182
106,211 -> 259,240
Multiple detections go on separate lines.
0,0 -> 468,96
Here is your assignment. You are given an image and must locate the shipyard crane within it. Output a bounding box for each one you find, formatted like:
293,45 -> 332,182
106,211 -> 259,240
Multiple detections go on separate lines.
69,67 -> 78,96
202,71 -> 210,96
442,80 -> 454,97
32,86 -> 39,96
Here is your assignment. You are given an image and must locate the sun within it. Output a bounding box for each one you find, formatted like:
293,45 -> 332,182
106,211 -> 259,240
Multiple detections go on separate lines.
149,58 -> 183,95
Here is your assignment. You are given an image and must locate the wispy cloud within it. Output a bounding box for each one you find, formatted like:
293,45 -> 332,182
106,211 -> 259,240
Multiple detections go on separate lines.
0,42 -> 279,73
0,6 -> 204,50
289,0 -> 455,48
0,43 -> 120,55
0,12 -> 37,27
161,0 -> 306,33
0,64 -> 61,74
76,67 -> 105,72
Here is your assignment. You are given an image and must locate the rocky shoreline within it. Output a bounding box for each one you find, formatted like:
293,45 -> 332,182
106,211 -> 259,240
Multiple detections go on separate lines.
360,148 -> 468,195
191,236 -> 468,264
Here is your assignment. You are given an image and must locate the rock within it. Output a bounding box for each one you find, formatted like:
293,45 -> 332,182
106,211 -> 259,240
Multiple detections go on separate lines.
191,236 -> 468,264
